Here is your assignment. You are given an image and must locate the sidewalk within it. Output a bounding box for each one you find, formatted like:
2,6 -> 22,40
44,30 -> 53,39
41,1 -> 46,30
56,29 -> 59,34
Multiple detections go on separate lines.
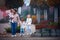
0,33 -> 60,40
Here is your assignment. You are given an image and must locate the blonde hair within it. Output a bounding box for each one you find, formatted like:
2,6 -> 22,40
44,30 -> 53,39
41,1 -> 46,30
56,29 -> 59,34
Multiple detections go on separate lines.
27,14 -> 31,18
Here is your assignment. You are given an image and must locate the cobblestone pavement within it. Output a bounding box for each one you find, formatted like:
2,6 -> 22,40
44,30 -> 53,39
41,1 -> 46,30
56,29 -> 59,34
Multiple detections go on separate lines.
0,33 -> 60,40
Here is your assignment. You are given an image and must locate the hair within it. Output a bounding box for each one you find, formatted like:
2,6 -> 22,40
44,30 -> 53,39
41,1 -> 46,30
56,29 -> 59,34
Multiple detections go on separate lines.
14,8 -> 17,12
27,14 -> 31,18
21,17 -> 24,21
10,9 -> 17,14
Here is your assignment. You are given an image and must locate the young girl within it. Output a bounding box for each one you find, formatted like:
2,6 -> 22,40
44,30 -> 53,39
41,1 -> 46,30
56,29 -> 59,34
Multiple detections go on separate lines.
20,18 -> 26,36
26,14 -> 32,35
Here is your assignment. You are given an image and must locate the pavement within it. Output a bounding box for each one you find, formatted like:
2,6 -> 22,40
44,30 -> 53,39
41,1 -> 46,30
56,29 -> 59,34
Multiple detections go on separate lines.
0,33 -> 60,40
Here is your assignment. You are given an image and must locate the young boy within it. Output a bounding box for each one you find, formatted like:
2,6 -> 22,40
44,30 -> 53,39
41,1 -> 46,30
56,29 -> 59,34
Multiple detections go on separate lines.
20,18 -> 26,36
26,14 -> 32,35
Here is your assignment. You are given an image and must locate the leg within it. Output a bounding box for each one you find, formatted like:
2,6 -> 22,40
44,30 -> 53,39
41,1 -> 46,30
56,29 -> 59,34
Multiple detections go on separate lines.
11,22 -> 17,37
11,23 -> 15,35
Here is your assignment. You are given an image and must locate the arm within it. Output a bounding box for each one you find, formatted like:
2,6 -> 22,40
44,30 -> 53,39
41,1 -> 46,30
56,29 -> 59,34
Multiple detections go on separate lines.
17,14 -> 21,26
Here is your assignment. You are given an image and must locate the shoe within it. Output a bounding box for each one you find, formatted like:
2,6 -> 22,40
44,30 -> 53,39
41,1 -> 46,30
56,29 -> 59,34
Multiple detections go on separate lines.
11,35 -> 14,37
14,35 -> 16,37
22,34 -> 25,36
30,33 -> 32,35
20,34 -> 22,36
27,33 -> 29,35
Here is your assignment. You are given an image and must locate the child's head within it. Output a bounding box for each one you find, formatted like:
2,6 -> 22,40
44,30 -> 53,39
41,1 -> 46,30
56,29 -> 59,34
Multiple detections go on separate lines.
10,9 -> 16,14
27,14 -> 31,18
10,9 -> 15,13
21,17 -> 24,22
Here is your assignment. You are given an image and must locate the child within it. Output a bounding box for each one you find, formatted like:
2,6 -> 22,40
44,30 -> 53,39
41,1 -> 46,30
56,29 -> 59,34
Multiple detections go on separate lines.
20,18 -> 26,36
26,14 -> 32,35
